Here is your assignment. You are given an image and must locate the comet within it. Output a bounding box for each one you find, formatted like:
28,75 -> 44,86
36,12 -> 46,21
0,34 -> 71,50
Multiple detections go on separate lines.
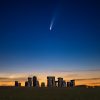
49,16 -> 55,31
50,21 -> 53,31
50,23 -> 52,31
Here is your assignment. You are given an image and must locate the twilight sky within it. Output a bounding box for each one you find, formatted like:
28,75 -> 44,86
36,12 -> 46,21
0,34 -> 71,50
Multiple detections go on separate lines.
0,0 -> 100,86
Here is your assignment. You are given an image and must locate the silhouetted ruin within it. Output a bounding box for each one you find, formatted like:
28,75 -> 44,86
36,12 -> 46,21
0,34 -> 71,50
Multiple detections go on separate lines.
15,76 -> 75,88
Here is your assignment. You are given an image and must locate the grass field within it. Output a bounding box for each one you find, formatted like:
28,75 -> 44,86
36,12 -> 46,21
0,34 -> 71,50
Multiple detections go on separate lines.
0,87 -> 100,100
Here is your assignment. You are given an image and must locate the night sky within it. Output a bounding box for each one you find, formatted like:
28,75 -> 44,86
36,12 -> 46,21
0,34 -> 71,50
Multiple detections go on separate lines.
0,0 -> 100,86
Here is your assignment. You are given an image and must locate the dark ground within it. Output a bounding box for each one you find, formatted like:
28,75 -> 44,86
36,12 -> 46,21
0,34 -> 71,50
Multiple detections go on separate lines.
0,86 -> 100,100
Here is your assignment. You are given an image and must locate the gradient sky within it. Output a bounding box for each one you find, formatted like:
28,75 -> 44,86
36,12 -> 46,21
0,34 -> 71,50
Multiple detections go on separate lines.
0,0 -> 100,86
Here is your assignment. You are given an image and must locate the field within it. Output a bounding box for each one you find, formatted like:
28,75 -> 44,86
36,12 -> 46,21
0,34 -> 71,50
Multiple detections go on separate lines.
0,87 -> 100,100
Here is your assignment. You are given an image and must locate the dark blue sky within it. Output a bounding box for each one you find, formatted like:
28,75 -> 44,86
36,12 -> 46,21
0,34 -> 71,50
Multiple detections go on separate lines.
0,0 -> 100,73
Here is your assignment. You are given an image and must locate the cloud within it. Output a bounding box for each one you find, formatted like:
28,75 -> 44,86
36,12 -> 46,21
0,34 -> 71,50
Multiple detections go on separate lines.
55,68 -> 100,73
0,77 -> 9,80
0,77 -> 26,82
90,82 -> 100,85
75,78 -> 100,81
64,74 -> 79,78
